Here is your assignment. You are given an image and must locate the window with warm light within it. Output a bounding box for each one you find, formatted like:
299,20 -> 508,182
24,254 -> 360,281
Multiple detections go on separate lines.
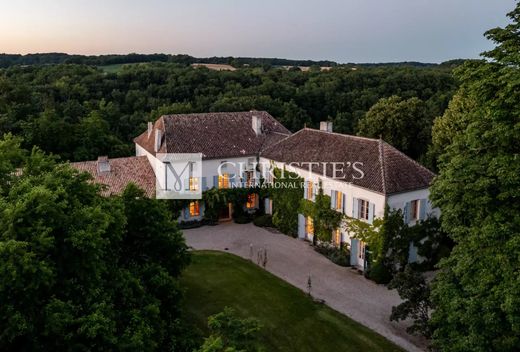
246,193 -> 257,209
307,182 -> 313,200
219,173 -> 229,189
335,191 -> 343,210
189,201 -> 200,217
334,228 -> 341,245
306,217 -> 314,235
189,177 -> 199,191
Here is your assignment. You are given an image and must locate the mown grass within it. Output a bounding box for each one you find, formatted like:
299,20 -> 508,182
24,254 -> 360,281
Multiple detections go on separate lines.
181,251 -> 402,352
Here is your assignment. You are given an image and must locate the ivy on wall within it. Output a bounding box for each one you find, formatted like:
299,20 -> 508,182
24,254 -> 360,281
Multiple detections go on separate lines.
267,168 -> 304,237
299,183 -> 343,246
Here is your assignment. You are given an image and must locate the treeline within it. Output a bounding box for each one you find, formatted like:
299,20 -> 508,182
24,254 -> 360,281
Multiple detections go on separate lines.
0,62 -> 457,164
0,52 -> 465,69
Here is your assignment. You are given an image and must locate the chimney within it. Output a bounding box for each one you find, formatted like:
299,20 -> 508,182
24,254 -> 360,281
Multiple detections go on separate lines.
154,129 -> 162,152
147,122 -> 153,138
252,114 -> 262,136
96,156 -> 110,174
320,121 -> 333,132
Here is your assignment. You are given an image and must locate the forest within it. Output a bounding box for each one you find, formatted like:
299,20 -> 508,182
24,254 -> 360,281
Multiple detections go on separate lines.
0,61 -> 458,167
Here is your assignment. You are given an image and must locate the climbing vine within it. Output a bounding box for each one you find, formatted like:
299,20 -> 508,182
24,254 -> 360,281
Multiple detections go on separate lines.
267,167 -> 304,237
299,183 -> 343,245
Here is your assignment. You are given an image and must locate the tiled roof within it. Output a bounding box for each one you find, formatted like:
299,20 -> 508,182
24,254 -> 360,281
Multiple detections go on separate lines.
71,156 -> 156,197
134,111 -> 290,159
261,128 -> 435,195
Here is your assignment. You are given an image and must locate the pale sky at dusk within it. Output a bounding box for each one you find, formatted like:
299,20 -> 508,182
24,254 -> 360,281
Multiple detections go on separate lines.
0,0 -> 516,63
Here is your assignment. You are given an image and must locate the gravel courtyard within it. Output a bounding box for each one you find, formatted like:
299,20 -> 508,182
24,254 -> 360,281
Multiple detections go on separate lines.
183,222 -> 426,352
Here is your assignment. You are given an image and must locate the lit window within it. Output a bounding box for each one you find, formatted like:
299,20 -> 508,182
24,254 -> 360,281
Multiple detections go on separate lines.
306,217 -> 314,235
410,200 -> 419,220
358,241 -> 365,259
359,199 -> 369,220
334,228 -> 341,246
189,201 -> 200,217
307,182 -> 313,200
189,177 -> 199,191
246,194 -> 257,209
335,191 -> 343,210
219,174 -> 229,189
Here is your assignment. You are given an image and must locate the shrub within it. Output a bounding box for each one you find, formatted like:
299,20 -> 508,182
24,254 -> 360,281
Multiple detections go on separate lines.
367,261 -> 393,284
179,219 -> 204,229
234,214 -> 253,224
314,243 -> 350,267
253,214 -> 273,227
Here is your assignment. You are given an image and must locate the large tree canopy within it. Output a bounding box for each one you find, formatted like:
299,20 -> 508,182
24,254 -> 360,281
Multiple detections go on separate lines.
357,95 -> 431,160
0,136 -> 190,351
430,3 -> 520,351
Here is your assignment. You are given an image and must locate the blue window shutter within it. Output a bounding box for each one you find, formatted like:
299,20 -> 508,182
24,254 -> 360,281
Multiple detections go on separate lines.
229,174 -> 235,188
419,199 -> 427,220
353,198 -> 359,218
303,182 -> 308,200
213,175 -> 219,189
183,207 -> 190,220
350,238 -> 358,266
368,203 -> 375,224
403,202 -> 410,224
331,190 -> 336,209
202,177 -> 207,191
200,203 -> 205,217
312,184 -> 316,201
342,194 -> 347,213
298,214 -> 305,238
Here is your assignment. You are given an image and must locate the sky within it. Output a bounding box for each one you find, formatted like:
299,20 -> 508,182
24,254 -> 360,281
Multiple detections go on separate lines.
0,0 -> 516,63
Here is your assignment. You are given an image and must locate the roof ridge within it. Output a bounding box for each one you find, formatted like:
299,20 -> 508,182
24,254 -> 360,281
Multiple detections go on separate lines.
161,111 -> 269,119
303,127 -> 381,143
378,139 -> 387,195
260,128 -> 305,155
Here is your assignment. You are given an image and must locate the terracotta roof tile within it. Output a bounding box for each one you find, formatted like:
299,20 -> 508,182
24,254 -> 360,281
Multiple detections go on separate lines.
134,111 -> 290,159
261,128 -> 435,195
71,156 -> 155,197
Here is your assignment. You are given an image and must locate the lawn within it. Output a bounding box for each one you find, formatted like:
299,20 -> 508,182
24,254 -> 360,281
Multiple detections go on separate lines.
181,251 -> 402,352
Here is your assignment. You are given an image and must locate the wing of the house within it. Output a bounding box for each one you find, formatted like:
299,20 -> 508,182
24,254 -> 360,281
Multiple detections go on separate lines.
260,125 -> 436,270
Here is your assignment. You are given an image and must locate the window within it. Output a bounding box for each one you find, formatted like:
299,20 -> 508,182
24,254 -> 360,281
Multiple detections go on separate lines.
246,194 -> 257,209
219,173 -> 229,189
335,191 -> 343,210
306,217 -> 314,235
359,199 -> 369,220
244,171 -> 254,187
307,182 -> 314,200
189,177 -> 199,191
189,201 -> 200,217
334,228 -> 341,246
410,200 -> 420,220
358,241 -> 365,259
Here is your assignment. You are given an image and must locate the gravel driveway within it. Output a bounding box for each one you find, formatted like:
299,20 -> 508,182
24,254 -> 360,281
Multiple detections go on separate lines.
183,222 -> 426,352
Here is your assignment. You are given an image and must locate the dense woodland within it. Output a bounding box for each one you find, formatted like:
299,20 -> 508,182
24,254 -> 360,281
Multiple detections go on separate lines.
1,2 -> 519,351
0,61 -> 457,166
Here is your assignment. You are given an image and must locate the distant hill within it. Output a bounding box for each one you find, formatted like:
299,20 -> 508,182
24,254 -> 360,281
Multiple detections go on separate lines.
0,53 -> 466,69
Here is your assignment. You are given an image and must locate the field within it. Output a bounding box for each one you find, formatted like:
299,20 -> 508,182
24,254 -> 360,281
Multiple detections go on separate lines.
181,251 -> 402,352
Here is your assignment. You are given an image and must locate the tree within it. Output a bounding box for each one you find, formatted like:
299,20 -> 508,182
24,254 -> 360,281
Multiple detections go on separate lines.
0,137 -> 191,351
197,308 -> 262,352
388,266 -> 433,338
357,96 -> 431,160
429,3 -> 520,351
